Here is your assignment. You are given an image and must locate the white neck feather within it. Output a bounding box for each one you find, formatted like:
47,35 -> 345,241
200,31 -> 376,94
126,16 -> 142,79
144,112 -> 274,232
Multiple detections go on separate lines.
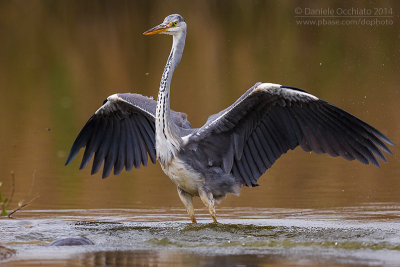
155,31 -> 186,167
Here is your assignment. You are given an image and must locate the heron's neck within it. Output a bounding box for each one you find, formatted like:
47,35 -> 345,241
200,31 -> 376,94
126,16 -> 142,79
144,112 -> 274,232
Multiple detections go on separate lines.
156,30 -> 186,166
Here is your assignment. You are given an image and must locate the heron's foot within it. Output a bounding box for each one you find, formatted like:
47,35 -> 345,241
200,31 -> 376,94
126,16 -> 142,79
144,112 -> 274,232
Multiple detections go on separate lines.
187,209 -> 197,223
177,187 -> 197,223
199,188 -> 218,223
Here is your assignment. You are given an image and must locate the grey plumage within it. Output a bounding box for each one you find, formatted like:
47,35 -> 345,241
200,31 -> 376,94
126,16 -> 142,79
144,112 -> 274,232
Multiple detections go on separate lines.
65,93 -> 191,178
66,83 -> 393,199
66,14 -> 393,223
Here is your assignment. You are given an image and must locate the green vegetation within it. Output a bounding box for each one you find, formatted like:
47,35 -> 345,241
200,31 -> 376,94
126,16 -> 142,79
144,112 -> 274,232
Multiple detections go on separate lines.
0,171 -> 15,216
0,182 -> 9,216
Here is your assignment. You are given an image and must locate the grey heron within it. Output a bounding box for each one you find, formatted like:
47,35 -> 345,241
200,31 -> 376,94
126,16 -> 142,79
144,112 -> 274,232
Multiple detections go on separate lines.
66,14 -> 393,223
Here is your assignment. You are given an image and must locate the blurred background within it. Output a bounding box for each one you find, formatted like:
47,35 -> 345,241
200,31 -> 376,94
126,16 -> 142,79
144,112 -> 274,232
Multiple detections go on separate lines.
0,0 -> 399,212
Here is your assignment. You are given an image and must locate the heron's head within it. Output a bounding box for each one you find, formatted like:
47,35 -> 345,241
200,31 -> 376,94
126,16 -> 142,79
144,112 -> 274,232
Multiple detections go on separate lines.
143,14 -> 186,36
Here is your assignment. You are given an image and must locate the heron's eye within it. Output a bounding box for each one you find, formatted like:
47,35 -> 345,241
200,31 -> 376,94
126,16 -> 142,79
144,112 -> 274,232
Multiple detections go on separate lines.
173,21 -> 178,26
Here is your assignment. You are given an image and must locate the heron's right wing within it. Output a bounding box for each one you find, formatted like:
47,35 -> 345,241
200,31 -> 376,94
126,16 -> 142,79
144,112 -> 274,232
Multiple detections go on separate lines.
65,93 -> 190,178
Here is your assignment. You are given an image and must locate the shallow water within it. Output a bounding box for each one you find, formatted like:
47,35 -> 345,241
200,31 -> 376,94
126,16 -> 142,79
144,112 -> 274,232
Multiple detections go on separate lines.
1,204 -> 400,266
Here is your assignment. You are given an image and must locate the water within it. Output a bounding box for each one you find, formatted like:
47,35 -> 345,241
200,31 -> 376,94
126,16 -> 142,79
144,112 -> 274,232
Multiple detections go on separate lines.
0,1 -> 399,266
0,1 -> 398,210
1,204 -> 400,266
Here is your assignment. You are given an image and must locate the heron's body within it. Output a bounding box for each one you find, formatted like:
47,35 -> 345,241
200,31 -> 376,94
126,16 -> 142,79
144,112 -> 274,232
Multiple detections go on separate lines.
66,14 -> 393,223
162,157 -> 203,195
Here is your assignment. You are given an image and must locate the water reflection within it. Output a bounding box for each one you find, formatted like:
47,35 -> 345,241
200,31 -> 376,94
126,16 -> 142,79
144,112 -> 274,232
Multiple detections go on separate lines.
70,250 -> 286,267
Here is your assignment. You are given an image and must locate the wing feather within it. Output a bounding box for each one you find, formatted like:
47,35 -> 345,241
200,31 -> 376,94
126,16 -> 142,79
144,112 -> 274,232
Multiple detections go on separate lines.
103,118 -> 120,178
114,119 -> 127,175
137,116 -> 156,164
66,115 -> 96,166
254,127 -> 274,167
252,129 -> 272,168
320,105 -> 392,154
66,93 -> 191,178
92,118 -> 113,175
124,119 -> 135,171
304,106 -> 353,159
298,107 -> 339,156
243,144 -> 260,183
222,143 -> 234,173
189,83 -> 393,187
130,117 -> 144,168
313,105 -> 381,164
132,117 -> 148,167
79,117 -> 103,169
248,135 -> 265,174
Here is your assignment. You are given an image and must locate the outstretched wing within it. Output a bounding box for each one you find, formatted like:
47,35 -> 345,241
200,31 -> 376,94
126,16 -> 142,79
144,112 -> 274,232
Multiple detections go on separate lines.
65,93 -> 191,178
187,83 -> 394,187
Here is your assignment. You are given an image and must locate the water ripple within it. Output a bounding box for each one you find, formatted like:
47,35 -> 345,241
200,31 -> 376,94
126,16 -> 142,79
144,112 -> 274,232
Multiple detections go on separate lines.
1,204 -> 400,266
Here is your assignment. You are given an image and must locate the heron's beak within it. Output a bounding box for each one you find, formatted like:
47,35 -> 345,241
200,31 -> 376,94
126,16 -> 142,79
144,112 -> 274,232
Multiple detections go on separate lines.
143,23 -> 170,35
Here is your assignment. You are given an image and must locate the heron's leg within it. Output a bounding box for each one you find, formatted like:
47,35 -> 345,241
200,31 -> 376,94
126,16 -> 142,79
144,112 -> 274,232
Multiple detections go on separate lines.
177,187 -> 197,223
198,188 -> 217,223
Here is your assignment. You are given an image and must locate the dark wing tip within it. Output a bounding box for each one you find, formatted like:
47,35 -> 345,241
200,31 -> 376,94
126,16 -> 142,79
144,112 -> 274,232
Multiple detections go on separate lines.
382,136 -> 395,148
65,116 -> 98,166
65,152 -> 76,166
102,171 -> 110,179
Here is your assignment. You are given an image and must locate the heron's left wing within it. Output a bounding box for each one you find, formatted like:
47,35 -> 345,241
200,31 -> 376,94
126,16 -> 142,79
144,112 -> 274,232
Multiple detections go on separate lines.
65,93 -> 190,178
187,83 -> 393,187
